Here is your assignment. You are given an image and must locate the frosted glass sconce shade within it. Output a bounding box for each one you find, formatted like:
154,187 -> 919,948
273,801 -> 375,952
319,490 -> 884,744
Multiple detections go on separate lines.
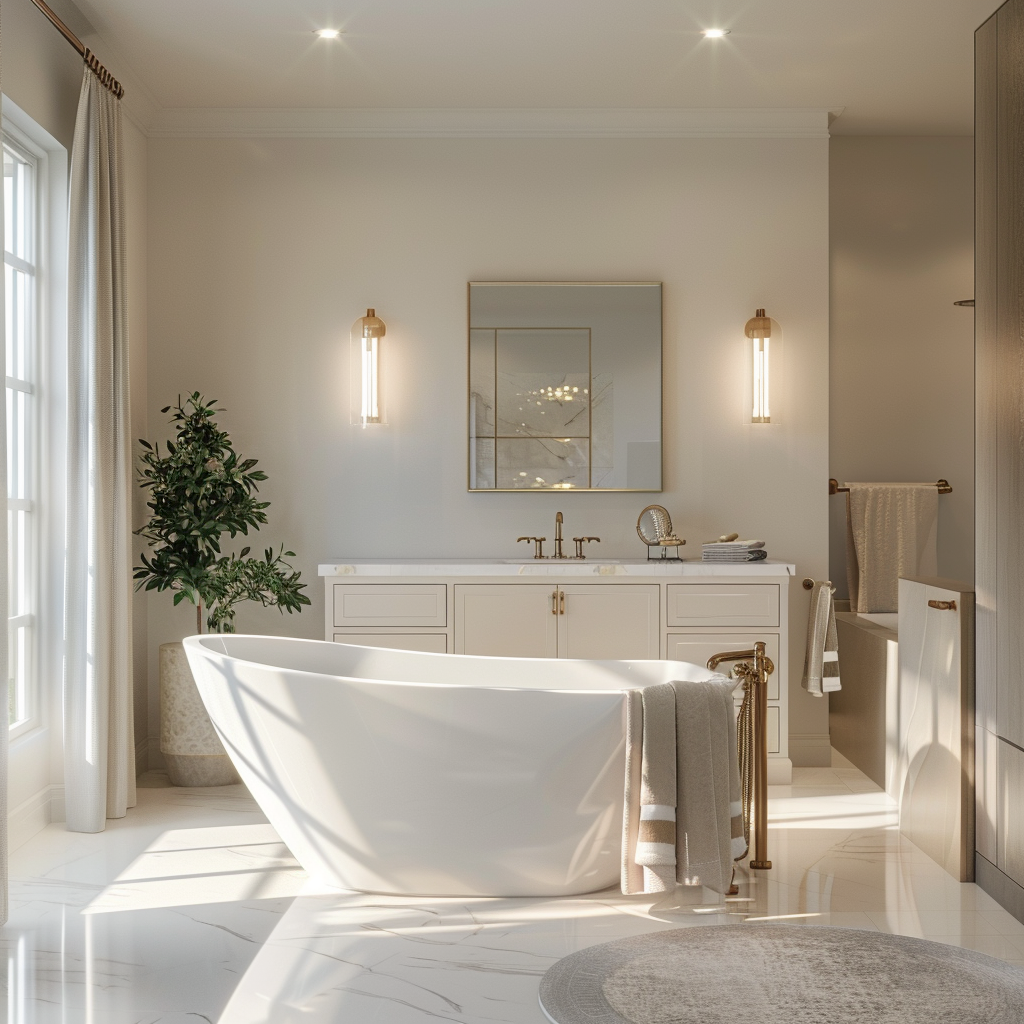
352,308 -> 386,426
745,308 -> 775,424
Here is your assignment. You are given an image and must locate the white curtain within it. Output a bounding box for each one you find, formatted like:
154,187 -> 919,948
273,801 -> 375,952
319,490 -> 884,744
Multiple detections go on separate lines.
63,69 -> 135,832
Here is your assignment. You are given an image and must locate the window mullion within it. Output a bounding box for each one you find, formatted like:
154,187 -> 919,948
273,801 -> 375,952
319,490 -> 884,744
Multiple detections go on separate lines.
3,250 -> 34,275
4,130 -> 40,734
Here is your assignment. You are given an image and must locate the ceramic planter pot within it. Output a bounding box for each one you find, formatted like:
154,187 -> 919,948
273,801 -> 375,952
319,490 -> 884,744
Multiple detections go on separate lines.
159,641 -> 240,786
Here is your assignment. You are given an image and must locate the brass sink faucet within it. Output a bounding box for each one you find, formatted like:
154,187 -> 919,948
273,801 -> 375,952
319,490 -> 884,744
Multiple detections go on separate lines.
519,512 -> 600,559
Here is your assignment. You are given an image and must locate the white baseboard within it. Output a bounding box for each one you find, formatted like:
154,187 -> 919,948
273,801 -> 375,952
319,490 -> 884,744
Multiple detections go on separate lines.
768,757 -> 793,785
9,784 -> 65,851
789,732 -> 833,767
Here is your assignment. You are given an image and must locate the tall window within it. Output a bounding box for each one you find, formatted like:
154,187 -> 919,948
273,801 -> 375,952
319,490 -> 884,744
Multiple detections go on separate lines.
4,133 -> 38,734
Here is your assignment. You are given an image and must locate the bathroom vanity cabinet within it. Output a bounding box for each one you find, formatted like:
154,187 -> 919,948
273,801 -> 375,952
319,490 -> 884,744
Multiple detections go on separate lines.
455,584 -> 660,659
320,559 -> 795,782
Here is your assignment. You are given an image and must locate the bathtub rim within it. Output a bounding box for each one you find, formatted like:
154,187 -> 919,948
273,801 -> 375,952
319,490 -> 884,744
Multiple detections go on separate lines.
183,633 -> 724,695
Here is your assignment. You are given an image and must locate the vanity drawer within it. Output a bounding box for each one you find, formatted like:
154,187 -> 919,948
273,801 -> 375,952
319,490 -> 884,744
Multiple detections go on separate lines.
332,584 -> 447,627
333,632 -> 448,654
729,703 -> 781,755
767,705 -> 781,754
666,584 -> 779,628
665,633 -> 780,701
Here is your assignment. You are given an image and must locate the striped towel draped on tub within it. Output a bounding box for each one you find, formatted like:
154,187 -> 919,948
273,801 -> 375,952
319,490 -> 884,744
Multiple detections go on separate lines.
622,675 -> 746,897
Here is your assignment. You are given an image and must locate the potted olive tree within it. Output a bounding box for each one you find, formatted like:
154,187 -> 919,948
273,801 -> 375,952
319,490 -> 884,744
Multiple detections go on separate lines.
135,393 -> 311,785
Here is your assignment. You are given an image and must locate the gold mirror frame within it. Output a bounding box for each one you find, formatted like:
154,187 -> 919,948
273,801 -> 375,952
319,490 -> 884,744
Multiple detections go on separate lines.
637,504 -> 685,560
637,504 -> 672,545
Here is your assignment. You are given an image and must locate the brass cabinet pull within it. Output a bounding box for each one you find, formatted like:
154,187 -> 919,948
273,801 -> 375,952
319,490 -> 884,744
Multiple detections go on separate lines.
928,599 -> 957,611
559,590 -> 566,615
551,590 -> 559,615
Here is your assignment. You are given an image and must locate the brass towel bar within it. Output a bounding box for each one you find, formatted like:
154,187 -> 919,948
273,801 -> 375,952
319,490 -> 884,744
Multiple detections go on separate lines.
802,577 -> 836,592
828,477 -> 952,495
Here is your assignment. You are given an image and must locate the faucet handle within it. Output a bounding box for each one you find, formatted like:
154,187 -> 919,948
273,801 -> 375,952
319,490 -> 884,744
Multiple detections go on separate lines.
571,536 -> 601,559
518,536 -> 546,559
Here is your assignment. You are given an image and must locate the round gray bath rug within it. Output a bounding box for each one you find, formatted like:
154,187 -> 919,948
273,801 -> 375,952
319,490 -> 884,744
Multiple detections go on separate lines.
538,924 -> 1024,1024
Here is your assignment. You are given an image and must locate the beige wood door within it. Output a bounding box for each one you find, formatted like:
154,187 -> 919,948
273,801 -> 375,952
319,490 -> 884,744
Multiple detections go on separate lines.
454,585 -> 558,657
558,585 -> 660,660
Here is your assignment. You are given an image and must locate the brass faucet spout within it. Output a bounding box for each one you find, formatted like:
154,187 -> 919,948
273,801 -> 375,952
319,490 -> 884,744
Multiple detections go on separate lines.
554,512 -> 564,558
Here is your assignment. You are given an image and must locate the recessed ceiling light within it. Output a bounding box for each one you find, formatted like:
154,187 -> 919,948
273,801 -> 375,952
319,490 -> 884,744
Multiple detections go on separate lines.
702,28 -> 730,38
315,28 -> 341,39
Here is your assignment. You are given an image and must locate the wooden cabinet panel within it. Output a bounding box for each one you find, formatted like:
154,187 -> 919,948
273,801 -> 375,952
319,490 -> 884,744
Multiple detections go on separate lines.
897,580 -> 975,882
333,633 -> 448,654
455,585 -> 558,658
666,584 -> 779,628
996,0 -> 1024,749
767,706 -> 780,755
559,585 -> 659,660
333,584 -> 447,628
997,738 -> 1024,884
731,703 -> 779,754
977,9 -> 999,742
665,633 -> 780,701
977,725 -> 998,866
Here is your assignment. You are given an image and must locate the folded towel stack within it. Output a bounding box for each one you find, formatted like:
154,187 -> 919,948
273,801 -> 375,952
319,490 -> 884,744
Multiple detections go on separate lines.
702,539 -> 768,563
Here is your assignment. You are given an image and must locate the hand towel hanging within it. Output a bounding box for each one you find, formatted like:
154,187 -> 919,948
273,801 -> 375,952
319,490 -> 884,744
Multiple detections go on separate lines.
802,580 -> 841,697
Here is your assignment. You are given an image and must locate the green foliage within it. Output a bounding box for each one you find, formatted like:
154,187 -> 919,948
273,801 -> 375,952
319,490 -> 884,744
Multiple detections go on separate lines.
134,393 -> 311,633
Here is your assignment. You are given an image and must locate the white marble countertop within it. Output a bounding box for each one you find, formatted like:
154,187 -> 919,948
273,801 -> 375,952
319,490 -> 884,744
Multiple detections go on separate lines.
318,558 -> 796,577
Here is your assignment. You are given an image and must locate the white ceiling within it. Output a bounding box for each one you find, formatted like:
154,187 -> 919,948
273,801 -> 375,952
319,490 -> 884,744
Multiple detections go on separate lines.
69,0 -> 1000,134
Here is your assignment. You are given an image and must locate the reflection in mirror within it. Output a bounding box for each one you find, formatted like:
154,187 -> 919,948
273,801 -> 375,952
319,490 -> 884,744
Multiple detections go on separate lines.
636,504 -> 685,560
469,283 -> 662,491
637,505 -> 673,545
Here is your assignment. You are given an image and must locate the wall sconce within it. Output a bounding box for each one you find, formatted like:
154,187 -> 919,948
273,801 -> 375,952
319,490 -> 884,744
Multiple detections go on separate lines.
745,308 -> 777,424
352,308 -> 386,427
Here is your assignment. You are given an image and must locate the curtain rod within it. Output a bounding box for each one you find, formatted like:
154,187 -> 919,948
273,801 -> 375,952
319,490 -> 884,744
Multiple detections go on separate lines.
29,0 -> 125,100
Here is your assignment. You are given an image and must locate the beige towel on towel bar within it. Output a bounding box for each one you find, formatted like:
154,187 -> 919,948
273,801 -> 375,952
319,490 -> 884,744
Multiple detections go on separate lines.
622,674 -> 743,897
845,483 -> 938,613
802,580 -> 841,697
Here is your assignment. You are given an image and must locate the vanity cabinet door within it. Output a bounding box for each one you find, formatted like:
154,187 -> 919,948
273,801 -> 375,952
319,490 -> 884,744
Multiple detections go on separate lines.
559,585 -> 660,660
665,633 -> 781,701
454,585 -> 558,658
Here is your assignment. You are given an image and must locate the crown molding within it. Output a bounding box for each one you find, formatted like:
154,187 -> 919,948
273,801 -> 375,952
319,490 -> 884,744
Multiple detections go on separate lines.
145,106 -> 832,140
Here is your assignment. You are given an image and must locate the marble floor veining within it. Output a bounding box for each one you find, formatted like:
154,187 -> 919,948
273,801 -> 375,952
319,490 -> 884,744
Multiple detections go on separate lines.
4,752 -> 1024,1022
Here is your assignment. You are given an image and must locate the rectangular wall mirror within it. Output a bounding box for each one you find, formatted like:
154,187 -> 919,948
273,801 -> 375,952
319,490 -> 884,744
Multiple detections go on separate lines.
468,282 -> 662,491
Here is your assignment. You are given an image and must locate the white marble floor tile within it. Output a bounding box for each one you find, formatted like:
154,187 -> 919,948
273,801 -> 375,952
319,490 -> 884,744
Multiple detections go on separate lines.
3,762 -> 1023,1022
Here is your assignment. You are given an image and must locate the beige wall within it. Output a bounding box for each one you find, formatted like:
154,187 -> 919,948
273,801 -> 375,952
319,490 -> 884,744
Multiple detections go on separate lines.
829,137 -> 975,597
146,134 -> 833,766
1,0 -> 83,158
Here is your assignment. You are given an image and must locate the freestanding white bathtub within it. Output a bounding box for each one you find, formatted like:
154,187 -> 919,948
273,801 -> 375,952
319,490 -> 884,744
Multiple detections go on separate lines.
183,634 -> 724,897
